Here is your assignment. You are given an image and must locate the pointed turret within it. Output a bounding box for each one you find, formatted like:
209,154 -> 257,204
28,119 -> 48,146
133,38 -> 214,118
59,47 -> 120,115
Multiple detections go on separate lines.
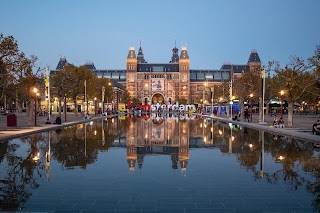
248,49 -> 261,64
127,47 -> 137,59
170,40 -> 179,63
180,46 -> 189,60
248,49 -> 262,72
56,58 -> 68,71
137,39 -> 146,63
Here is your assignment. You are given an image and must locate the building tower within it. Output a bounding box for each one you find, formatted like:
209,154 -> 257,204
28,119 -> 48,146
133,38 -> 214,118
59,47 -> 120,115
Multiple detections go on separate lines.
56,58 -> 68,71
126,47 -> 137,99
248,49 -> 261,73
170,41 -> 179,63
137,39 -> 146,63
178,46 -> 190,101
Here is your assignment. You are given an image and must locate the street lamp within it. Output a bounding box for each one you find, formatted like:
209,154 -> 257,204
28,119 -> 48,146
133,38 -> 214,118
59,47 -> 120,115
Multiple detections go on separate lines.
280,90 -> 284,119
250,94 -> 253,122
33,88 -> 39,126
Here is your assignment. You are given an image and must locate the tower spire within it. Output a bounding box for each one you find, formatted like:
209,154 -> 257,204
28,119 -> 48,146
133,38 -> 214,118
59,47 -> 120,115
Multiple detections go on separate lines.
140,38 -> 141,48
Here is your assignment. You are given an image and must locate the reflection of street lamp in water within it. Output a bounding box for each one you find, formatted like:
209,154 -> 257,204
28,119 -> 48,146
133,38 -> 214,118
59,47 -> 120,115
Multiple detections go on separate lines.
32,152 -> 40,161
250,94 -> 253,122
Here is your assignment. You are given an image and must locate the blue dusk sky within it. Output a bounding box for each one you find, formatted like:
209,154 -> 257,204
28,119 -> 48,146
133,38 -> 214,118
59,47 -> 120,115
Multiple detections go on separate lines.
1,0 -> 320,71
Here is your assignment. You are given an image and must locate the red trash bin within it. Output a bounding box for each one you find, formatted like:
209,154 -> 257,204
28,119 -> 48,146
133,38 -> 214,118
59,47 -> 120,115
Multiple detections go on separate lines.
7,114 -> 17,127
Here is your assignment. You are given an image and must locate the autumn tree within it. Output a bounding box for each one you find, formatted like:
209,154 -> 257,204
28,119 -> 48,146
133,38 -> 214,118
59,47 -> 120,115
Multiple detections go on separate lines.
233,70 -> 261,120
308,44 -> 320,104
121,90 -> 130,104
51,70 -> 73,117
62,65 -> 97,117
275,56 -> 315,126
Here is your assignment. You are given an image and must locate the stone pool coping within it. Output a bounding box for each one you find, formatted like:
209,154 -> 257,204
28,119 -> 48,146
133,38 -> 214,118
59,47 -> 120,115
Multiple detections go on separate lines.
0,114 -> 118,142
197,113 -> 320,143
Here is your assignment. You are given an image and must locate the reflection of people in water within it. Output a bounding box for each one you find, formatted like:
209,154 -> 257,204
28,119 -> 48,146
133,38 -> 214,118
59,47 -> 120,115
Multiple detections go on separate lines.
313,143 -> 320,152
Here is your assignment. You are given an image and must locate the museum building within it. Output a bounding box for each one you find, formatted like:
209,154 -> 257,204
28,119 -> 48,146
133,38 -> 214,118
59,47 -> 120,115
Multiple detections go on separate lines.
52,43 -> 261,105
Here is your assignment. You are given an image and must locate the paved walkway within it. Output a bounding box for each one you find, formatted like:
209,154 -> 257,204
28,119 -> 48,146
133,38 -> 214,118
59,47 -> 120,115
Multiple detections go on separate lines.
1,112 -> 319,143
201,113 -> 320,143
0,112 -> 116,141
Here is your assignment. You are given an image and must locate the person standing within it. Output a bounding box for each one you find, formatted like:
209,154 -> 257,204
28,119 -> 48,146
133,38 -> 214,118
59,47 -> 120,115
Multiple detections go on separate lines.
244,108 -> 249,122
312,120 -> 320,135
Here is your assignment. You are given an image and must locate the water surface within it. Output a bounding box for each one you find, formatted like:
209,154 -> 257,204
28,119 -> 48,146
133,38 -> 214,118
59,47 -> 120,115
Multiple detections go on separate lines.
0,114 -> 319,213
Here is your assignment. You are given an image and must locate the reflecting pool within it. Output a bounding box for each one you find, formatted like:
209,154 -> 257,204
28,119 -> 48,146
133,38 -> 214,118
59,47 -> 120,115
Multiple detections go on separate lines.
0,114 -> 319,213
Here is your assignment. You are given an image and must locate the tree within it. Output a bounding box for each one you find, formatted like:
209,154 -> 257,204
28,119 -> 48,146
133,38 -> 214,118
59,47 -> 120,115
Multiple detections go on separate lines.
0,34 -> 19,109
62,65 -> 97,117
233,70 -> 261,120
309,44 -> 320,104
178,98 -> 187,105
131,98 -> 139,106
121,90 -> 130,104
264,61 -> 281,114
51,70 -> 72,117
275,56 -> 315,126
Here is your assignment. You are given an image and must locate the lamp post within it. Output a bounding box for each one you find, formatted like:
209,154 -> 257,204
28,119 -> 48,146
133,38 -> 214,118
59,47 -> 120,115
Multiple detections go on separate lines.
102,86 -> 105,113
280,90 -> 284,119
211,87 -> 214,115
203,82 -> 207,114
94,97 -> 97,117
250,94 -> 253,122
33,88 -> 38,126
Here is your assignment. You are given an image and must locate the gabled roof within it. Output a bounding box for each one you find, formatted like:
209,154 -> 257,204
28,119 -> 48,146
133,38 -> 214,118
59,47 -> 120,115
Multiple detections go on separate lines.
248,49 -> 261,63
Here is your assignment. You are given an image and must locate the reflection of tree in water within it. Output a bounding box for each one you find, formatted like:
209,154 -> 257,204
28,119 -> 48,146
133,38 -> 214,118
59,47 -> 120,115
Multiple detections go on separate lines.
0,135 -> 46,211
51,120 -> 114,169
214,124 -> 320,212
242,132 -> 319,212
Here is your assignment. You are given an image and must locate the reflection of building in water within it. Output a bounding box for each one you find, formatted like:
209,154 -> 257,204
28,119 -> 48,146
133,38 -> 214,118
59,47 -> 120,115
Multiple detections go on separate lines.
126,115 -> 189,173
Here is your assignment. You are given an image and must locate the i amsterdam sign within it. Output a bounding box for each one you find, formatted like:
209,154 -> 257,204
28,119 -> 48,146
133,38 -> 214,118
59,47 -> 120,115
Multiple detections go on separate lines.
127,102 -> 196,112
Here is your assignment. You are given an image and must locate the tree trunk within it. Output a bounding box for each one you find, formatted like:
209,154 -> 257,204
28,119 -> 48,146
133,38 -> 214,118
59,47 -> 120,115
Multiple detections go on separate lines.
259,97 -> 263,122
74,98 -> 78,118
4,94 -> 6,111
239,98 -> 244,121
288,101 -> 293,126
58,96 -> 62,118
28,100 -> 33,125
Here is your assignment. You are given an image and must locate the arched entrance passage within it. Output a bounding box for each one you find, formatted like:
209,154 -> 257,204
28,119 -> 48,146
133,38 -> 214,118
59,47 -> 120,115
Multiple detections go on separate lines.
152,93 -> 164,104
